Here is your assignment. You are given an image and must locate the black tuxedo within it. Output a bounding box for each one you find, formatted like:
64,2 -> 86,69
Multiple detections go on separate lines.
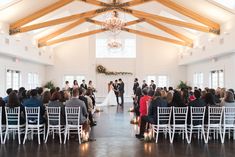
113,83 -> 119,104
133,82 -> 139,94
150,83 -> 156,91
118,82 -> 125,105
80,83 -> 88,90
142,83 -> 148,89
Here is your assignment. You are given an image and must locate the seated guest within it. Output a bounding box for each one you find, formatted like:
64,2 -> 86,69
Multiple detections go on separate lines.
166,92 -> 173,106
79,88 -> 88,111
85,90 -> 96,126
0,97 -> 6,125
170,90 -> 184,107
204,93 -> 216,106
188,90 -> 206,107
220,91 -> 235,107
6,91 -> 25,124
42,91 -> 51,107
37,87 -> 43,101
136,90 -> 167,139
48,91 -> 65,125
23,89 -> 45,124
86,88 -> 95,108
65,89 -> 89,132
3,88 -> 13,103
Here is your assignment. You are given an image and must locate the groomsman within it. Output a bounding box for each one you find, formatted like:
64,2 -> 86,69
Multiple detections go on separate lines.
80,80 -> 88,90
113,80 -> 120,105
133,78 -> 139,95
142,80 -> 148,90
150,80 -> 156,91
118,78 -> 125,106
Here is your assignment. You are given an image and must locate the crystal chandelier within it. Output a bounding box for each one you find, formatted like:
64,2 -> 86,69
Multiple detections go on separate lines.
107,38 -> 123,50
102,10 -> 125,35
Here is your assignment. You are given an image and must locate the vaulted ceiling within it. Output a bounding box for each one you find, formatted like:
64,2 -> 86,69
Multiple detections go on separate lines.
0,0 -> 234,48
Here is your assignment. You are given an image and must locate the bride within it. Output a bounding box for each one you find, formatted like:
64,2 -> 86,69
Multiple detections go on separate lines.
98,81 -> 117,106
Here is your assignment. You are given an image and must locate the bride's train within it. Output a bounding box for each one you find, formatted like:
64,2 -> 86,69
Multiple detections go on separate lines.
97,89 -> 117,106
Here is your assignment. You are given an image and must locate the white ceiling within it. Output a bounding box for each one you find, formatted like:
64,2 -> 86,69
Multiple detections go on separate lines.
0,0 -> 234,47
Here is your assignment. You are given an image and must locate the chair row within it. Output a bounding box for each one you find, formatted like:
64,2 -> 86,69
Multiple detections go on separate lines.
0,106 -> 83,145
151,106 -> 235,144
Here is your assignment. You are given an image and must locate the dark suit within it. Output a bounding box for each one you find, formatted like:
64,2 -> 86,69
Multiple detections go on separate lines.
150,83 -> 156,91
119,82 -> 125,105
80,83 -> 88,90
113,83 -> 119,104
133,82 -> 139,94
142,83 -> 148,89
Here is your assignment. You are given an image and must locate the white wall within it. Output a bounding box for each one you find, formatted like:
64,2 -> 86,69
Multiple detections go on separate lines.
46,33 -> 186,98
0,55 -> 46,97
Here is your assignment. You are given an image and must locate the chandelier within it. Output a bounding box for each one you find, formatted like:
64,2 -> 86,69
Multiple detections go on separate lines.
107,38 -> 123,50
102,10 -> 125,35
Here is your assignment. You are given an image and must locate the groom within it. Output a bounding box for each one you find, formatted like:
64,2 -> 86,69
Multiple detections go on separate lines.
118,78 -> 125,106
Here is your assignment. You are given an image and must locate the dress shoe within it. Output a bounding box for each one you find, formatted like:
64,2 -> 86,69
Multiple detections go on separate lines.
135,134 -> 144,139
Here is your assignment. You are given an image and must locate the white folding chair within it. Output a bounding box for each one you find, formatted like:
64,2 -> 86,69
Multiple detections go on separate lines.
205,106 -> 223,143
23,107 -> 46,144
152,107 -> 172,143
3,107 -> 25,144
45,107 -> 64,144
170,107 -> 189,143
188,107 -> 206,143
64,107 -> 83,144
221,107 -> 235,143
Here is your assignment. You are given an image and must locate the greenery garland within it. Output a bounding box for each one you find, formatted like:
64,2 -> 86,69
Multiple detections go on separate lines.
96,65 -> 133,75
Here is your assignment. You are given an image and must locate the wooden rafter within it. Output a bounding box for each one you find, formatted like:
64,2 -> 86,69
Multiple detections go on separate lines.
10,7 -> 111,35
119,0 -> 154,7
140,17 -> 193,43
125,19 -> 145,26
78,0 -> 110,7
39,29 -> 106,47
38,18 -> 87,43
122,28 -> 192,47
153,0 -> 220,31
119,8 -> 217,34
10,0 -> 73,29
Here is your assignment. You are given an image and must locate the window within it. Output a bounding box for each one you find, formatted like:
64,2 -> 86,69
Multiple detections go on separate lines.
193,73 -> 204,88
64,75 -> 85,87
210,70 -> 224,89
158,75 -> 168,87
147,76 -> 156,85
6,69 -> 21,90
28,73 -> 39,89
96,37 -> 136,58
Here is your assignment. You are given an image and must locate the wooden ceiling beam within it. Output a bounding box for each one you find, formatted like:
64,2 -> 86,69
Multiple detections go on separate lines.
119,0 -> 154,7
122,28 -> 192,47
119,8 -> 217,34
39,29 -> 106,47
125,19 -> 145,26
10,0 -> 74,29
38,18 -> 87,43
141,17 -> 193,43
10,7 -> 112,35
153,0 -> 220,31
78,0 -> 110,7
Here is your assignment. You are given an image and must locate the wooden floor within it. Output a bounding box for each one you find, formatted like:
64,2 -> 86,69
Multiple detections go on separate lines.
1,103 -> 235,157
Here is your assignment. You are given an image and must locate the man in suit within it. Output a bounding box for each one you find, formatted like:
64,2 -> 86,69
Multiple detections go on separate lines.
113,80 -> 120,105
142,80 -> 148,90
80,80 -> 88,90
150,80 -> 156,91
133,78 -> 139,95
118,78 -> 125,106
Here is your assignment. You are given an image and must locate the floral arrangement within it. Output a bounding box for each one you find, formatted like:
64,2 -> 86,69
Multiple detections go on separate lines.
96,65 -> 133,75
177,80 -> 189,89
44,81 -> 55,90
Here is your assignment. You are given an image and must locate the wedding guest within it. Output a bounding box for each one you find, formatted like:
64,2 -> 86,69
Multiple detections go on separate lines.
7,91 -> 25,124
56,87 -> 60,92
133,78 -> 139,95
3,88 -> 13,103
150,80 -> 156,91
133,87 -> 142,117
166,92 -> 173,106
170,90 -> 184,107
86,88 -> 95,108
204,93 -> 216,106
48,91 -> 65,125
88,80 -> 96,93
37,87 -> 43,101
65,88 -> 89,132
181,88 -> 189,105
188,90 -> 205,107
59,91 -> 69,104
142,80 -> 148,90
23,89 -> 45,123
85,90 -> 96,126
220,91 -> 235,107
79,88 -> 88,111
136,90 -> 167,139
73,80 -> 79,89
139,88 -> 151,118
42,91 -> 51,107
0,97 -> 6,124
80,80 -> 88,90
19,89 -> 28,103
50,88 -> 56,96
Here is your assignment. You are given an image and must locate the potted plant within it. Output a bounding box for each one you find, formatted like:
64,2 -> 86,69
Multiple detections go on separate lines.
44,81 -> 55,90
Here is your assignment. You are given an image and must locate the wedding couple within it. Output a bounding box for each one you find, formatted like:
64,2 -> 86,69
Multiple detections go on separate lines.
99,78 -> 124,106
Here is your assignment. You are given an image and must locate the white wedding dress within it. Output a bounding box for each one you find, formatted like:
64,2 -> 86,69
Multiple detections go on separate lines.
97,85 -> 117,106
